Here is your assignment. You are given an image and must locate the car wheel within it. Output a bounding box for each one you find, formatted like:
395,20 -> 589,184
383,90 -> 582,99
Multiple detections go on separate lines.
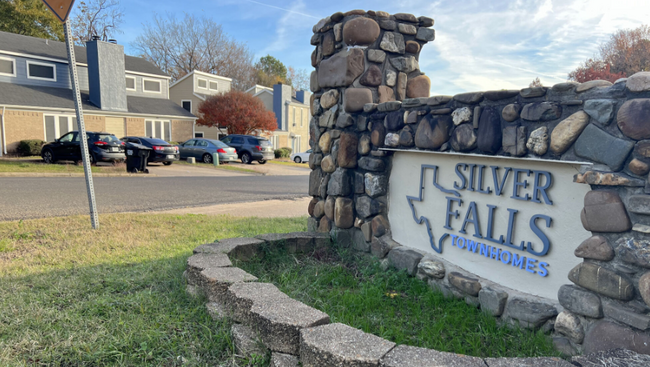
294,156 -> 302,163
203,153 -> 213,164
163,161 -> 173,166
42,150 -> 55,164
258,159 -> 267,164
89,153 -> 96,165
241,153 -> 252,164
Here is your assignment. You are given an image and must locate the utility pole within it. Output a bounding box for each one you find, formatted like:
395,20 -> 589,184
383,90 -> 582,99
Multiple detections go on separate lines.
42,0 -> 99,229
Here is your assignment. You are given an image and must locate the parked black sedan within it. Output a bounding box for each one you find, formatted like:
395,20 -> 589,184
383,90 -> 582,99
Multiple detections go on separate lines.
120,136 -> 179,165
41,131 -> 125,164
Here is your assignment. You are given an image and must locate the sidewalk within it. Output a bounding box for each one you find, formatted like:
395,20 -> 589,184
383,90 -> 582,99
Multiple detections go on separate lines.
154,197 -> 311,217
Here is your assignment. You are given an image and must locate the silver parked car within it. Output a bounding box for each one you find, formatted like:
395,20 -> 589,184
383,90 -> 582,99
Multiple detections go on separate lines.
178,138 -> 238,164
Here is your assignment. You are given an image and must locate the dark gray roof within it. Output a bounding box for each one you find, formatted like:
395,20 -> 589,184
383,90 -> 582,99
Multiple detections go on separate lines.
0,82 -> 195,118
0,31 -> 167,76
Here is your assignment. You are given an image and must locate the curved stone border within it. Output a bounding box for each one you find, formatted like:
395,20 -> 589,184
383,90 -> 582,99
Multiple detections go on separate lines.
184,231 -> 646,366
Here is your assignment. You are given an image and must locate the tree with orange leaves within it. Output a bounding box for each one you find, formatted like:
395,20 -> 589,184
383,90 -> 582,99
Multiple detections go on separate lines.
197,90 -> 277,135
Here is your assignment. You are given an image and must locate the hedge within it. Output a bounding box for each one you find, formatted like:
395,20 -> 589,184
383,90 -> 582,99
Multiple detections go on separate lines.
18,140 -> 46,156
274,147 -> 292,158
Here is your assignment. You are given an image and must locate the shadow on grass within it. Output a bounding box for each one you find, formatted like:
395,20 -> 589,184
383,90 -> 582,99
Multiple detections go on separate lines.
0,253 -> 239,367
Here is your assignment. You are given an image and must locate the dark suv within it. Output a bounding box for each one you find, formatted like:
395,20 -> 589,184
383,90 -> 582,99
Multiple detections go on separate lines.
220,134 -> 274,164
41,131 -> 125,164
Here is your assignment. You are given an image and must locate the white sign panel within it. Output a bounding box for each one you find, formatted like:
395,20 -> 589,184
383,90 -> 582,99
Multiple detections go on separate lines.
389,151 -> 591,299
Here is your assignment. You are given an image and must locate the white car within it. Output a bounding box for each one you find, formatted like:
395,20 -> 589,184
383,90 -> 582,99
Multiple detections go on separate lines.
290,149 -> 312,163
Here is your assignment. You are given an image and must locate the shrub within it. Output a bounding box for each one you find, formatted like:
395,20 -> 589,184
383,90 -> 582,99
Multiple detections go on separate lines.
274,149 -> 283,158
274,147 -> 293,159
18,140 -> 45,156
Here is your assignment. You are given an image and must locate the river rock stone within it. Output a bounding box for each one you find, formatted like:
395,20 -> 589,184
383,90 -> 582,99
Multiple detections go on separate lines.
320,155 -> 335,173
618,238 -> 650,268
576,80 -> 613,92
617,98 -> 650,140
333,23 -> 342,42
318,132 -> 332,154
418,260 -> 445,279
454,92 -> 484,104
583,320 -> 650,355
385,70 -> 397,87
371,122 -> 386,147
406,75 -> 430,98
380,32 -> 405,54
344,88 -> 373,113
385,111 -> 404,131
477,107 -> 502,154
415,115 -> 452,150
323,196 -> 335,220
358,157 -> 385,172
319,105 -> 338,128
313,200 -> 325,218
628,195 -> 650,214
573,171 -> 644,186
378,19 -> 396,30
502,125 -> 527,156
603,300 -> 650,330
396,72 -> 407,100
584,99 -> 615,125
365,173 -> 387,198
405,40 -> 420,54
318,217 -> 331,232
520,87 -> 547,98
390,56 -> 419,73
309,169 -> 323,197
575,124 -> 635,170
415,27 -> 435,42
452,107 -> 472,125
320,89 -> 339,109
397,23 -> 417,35
555,311 -> 584,343
398,126 -> 414,147
549,111 -> 589,154
311,47 -> 322,68
342,17 -> 380,46
448,272 -> 481,296
371,215 -> 389,237
450,123 -> 477,152
569,262 -> 634,300
639,272 -> 650,307
484,90 -> 519,101
356,196 -> 381,219
327,168 -> 350,196
358,135 -> 371,155
334,197 -> 354,229
629,159 -> 650,175
308,197 -> 318,217
337,133 -> 358,169
378,85 -> 395,103
575,235 -> 614,261
367,49 -> 386,63
318,48 -> 365,88
427,95 -> 452,106
501,104 -> 521,122
526,126 -> 549,155
581,190 -> 632,232
321,32 -> 334,57
558,284 -> 603,318
506,298 -> 558,329
387,247 -> 423,276
627,71 -> 650,92
360,65 -> 382,87
310,71 -> 320,93
384,133 -> 399,147
478,287 -> 508,316
521,102 -> 561,121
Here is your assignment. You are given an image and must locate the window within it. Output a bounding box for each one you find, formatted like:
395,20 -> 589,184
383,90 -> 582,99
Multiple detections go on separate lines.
197,78 -> 207,89
209,81 -> 218,90
125,76 -> 136,91
0,56 -> 16,77
194,132 -> 204,138
142,78 -> 161,93
182,100 -> 192,112
300,109 -> 304,127
292,107 -> 296,126
27,60 -> 56,81
44,114 -> 76,142
247,138 -> 259,145
231,136 -> 244,144
59,132 -> 75,143
145,120 -> 171,140
183,140 -> 196,146
196,140 -> 208,147
221,136 -> 231,144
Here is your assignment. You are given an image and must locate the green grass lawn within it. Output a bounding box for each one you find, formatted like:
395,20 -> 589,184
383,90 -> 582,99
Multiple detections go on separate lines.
174,160 -> 259,174
0,214 -> 307,366
0,160 -> 125,174
236,245 -> 560,359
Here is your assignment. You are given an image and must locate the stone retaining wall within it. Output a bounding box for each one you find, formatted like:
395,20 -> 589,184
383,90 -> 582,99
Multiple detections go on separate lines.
306,9 -> 650,356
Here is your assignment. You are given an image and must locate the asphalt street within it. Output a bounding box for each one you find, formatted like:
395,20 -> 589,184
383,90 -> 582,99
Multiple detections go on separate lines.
0,175 -> 309,221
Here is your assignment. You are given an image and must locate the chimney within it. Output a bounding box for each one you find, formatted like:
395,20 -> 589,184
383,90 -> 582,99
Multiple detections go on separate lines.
295,90 -> 311,104
273,83 -> 293,130
86,39 -> 128,112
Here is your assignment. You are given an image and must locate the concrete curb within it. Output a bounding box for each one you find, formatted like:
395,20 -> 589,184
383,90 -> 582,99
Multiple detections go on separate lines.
0,172 -> 155,177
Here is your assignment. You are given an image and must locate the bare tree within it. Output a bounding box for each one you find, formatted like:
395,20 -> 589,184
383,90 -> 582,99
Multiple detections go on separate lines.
529,77 -> 542,88
132,13 -> 256,90
287,66 -> 310,91
71,0 -> 124,45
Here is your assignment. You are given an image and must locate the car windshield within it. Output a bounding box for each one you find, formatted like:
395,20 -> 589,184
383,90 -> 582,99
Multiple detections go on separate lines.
95,134 -> 119,143
209,140 -> 229,148
142,138 -> 169,145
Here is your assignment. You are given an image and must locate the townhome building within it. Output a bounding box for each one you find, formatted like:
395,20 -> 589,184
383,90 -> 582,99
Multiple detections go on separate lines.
170,72 -> 311,154
0,31 -> 196,155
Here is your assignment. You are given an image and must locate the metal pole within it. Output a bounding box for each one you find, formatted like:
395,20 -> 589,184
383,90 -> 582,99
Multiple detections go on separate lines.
64,19 -> 99,229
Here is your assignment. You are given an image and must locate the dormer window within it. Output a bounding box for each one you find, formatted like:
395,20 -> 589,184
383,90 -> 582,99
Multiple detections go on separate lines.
0,56 -> 16,77
143,78 -> 161,93
27,60 -> 56,81
209,81 -> 218,90
197,78 -> 207,89
125,76 -> 136,91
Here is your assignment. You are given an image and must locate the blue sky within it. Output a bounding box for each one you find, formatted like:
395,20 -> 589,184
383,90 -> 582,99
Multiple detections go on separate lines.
86,0 -> 650,95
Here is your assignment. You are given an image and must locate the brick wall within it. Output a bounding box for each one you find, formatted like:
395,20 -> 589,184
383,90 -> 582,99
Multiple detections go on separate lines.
172,120 -> 193,143
126,118 -> 145,136
4,110 -> 44,152
83,115 -> 105,132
